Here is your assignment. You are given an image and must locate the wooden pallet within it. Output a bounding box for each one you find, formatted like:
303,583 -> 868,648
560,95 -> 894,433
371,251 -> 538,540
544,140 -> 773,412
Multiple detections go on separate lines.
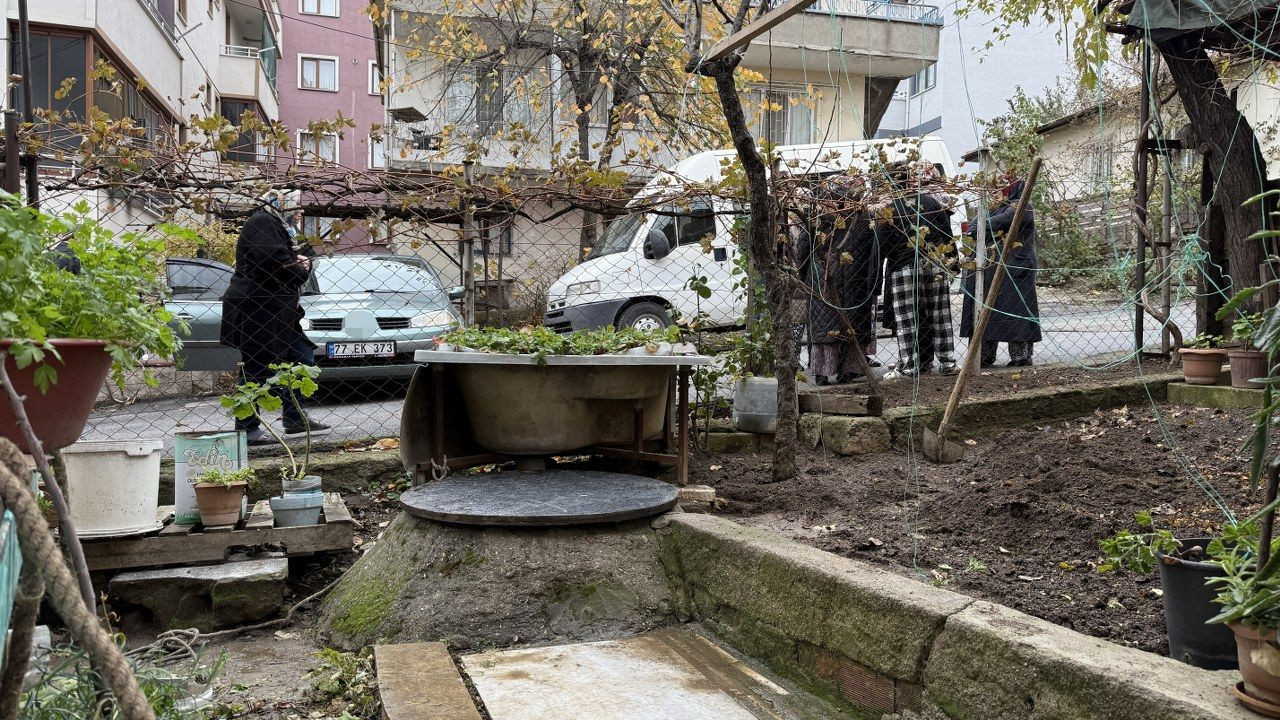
80,493 -> 354,572
798,391 -> 883,417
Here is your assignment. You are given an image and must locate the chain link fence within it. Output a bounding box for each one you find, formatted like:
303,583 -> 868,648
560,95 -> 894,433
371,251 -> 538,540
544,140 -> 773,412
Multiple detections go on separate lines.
70,158 -> 1206,454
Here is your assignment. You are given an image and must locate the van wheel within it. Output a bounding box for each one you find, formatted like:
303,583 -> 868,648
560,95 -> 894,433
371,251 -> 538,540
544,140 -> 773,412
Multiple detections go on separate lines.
618,302 -> 672,331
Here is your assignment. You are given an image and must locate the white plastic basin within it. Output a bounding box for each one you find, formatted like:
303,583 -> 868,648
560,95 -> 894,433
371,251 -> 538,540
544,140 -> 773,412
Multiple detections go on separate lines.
60,439 -> 164,538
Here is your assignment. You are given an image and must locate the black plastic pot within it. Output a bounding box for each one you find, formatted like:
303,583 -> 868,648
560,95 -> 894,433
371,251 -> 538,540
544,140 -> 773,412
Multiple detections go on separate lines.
1156,538 -> 1237,670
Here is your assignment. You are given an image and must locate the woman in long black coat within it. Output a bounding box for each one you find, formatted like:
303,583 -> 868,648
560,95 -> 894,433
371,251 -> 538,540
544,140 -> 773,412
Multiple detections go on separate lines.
960,179 -> 1042,366
796,180 -> 881,384
220,192 -> 327,441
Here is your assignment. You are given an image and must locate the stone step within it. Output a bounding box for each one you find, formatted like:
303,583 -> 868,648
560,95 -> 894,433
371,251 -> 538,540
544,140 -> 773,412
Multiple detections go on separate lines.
109,557 -> 287,631
1167,381 -> 1264,410
375,642 -> 481,720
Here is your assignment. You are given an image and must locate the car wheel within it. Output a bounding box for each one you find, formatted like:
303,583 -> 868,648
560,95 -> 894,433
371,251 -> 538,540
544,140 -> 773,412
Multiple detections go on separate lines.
618,302 -> 672,331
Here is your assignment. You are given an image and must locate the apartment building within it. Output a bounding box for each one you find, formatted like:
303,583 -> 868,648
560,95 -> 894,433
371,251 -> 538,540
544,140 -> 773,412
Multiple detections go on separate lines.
876,3 -> 1074,171
1,0 -> 284,227
375,0 -> 944,305
276,0 -> 388,251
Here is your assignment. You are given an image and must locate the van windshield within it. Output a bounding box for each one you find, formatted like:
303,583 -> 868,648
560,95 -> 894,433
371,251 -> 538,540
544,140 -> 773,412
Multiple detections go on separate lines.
593,214 -> 644,258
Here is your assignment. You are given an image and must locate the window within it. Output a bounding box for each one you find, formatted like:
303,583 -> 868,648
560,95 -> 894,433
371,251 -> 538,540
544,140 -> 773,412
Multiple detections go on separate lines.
745,89 -> 814,145
445,66 -> 534,135
301,216 -> 337,240
651,204 -> 716,249
477,223 -> 513,257
167,261 -> 232,301
177,0 -> 188,22
299,55 -> 338,91
300,0 -> 339,16
221,100 -> 262,162
11,30 -> 88,156
95,52 -> 167,143
368,60 -> 382,95
203,74 -> 213,110
297,131 -> 338,163
909,63 -> 936,95
314,257 -> 444,295
369,134 -> 386,169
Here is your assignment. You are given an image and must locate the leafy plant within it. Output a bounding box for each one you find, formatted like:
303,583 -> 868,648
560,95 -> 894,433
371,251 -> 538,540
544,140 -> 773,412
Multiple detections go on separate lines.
1186,333 -> 1222,350
1097,510 -> 1180,574
1233,312 -> 1266,349
439,324 -> 681,364
0,194 -> 180,391
305,648 -> 379,719
194,467 -> 256,488
220,363 -> 320,481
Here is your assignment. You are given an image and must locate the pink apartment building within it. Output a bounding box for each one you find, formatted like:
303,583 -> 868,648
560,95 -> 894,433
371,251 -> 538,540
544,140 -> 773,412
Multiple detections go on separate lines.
276,0 -> 386,251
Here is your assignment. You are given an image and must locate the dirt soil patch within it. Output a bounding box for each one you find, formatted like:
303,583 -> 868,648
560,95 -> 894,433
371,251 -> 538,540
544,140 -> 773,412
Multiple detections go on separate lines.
693,402 -> 1263,655
809,358 -> 1178,409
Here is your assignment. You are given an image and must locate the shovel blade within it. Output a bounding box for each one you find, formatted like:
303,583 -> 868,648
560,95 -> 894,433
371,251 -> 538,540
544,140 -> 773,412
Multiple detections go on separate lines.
923,427 -> 966,464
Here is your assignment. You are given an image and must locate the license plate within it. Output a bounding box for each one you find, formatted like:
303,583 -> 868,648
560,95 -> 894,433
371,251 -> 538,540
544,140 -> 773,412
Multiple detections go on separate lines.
326,341 -> 396,358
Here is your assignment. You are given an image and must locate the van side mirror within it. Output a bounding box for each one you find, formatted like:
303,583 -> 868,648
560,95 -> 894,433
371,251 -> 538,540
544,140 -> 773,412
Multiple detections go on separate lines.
644,230 -> 671,260
447,285 -> 465,300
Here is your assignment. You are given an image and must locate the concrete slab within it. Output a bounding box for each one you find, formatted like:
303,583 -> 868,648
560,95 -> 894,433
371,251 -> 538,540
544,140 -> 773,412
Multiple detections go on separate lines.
1167,381 -> 1264,410
376,643 -> 481,720
110,557 -> 287,630
463,629 -> 790,720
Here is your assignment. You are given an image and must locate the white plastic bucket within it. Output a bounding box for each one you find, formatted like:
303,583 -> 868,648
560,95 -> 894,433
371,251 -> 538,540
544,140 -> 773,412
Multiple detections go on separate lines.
60,439 -> 164,538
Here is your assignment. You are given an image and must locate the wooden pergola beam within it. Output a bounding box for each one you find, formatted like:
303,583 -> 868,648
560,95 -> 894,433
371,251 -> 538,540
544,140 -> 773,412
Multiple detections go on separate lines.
703,0 -> 820,62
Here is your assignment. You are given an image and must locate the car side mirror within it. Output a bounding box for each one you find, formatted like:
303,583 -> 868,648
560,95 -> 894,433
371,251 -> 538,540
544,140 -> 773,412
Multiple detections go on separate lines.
447,285 -> 465,300
644,230 -> 671,260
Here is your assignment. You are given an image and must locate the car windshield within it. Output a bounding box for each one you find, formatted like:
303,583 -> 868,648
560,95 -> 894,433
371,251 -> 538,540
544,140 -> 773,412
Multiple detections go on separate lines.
592,214 -> 644,258
313,257 -> 443,295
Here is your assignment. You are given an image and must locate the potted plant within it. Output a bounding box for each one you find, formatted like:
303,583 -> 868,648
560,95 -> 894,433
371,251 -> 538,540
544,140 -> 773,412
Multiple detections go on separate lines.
1178,334 -> 1227,386
0,196 -> 180,450
1099,511 -> 1237,669
1229,312 -> 1269,389
36,490 -> 57,530
220,363 -> 324,527
192,467 -> 255,528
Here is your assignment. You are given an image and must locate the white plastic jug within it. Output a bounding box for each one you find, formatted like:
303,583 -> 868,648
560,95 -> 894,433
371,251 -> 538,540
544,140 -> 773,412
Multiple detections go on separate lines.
60,439 -> 164,538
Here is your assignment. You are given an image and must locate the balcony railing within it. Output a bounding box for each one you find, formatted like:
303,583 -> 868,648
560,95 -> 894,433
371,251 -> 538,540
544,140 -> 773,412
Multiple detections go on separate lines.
805,0 -> 943,25
221,44 -> 278,91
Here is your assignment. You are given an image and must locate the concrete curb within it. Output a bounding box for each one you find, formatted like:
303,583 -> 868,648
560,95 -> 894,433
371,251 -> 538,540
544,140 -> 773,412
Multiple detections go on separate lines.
661,513 -> 1253,719
795,373 -> 1181,455
1168,381 -> 1264,410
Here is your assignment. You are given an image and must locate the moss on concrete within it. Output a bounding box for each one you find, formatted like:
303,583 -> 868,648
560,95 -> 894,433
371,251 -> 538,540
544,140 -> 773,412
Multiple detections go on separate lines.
1167,381 -> 1263,410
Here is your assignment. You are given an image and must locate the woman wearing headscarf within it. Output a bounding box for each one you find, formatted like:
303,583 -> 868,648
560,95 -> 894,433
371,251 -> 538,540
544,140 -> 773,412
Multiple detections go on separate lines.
796,174 -> 880,385
960,177 -> 1042,367
220,190 -> 329,443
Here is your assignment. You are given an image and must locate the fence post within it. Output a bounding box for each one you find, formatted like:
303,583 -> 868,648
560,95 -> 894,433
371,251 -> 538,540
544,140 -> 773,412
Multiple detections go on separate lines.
461,160 -> 476,326
16,0 -> 37,208
3,111 -> 19,196
1133,40 -> 1152,356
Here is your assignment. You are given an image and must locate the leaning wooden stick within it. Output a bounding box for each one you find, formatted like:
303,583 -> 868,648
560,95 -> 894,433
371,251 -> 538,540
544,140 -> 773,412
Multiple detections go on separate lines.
924,158 -> 1042,463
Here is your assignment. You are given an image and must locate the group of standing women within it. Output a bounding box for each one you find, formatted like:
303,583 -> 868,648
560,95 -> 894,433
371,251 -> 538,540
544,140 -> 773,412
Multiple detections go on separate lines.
793,166 -> 1042,384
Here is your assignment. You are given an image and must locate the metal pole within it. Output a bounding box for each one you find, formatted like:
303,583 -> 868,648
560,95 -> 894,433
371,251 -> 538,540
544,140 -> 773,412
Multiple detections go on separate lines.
461,161 -> 476,326
17,0 -> 38,208
1160,150 -> 1174,354
4,111 -> 20,195
1134,40 -> 1152,355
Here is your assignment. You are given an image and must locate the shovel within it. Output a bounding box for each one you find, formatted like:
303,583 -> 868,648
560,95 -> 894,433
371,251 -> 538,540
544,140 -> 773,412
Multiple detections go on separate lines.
924,158 -> 1042,463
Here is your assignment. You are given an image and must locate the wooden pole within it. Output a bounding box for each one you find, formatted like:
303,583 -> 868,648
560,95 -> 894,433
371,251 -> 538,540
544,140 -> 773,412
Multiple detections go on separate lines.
461,161 -> 476,326
3,111 -> 19,196
17,0 -> 38,208
935,159 -> 1042,444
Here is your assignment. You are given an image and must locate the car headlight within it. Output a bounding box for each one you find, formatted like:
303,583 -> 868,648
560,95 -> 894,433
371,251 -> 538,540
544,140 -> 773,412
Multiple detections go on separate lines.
410,310 -> 457,328
566,280 -> 600,296
299,318 -> 311,331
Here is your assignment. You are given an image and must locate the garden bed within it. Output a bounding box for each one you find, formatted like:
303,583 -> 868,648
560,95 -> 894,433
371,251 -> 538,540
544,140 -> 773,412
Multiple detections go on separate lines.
692,402 -> 1266,655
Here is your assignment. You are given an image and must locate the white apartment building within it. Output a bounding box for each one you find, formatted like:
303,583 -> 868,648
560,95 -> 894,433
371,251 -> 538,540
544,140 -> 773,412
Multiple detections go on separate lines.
0,0 -> 284,227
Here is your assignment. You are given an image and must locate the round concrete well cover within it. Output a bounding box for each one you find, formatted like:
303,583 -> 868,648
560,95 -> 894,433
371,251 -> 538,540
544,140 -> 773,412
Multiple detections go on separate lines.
399,470 -> 679,526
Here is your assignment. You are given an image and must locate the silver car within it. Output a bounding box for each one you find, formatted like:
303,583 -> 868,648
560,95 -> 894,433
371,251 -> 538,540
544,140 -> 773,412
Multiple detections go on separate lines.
167,253 -> 462,380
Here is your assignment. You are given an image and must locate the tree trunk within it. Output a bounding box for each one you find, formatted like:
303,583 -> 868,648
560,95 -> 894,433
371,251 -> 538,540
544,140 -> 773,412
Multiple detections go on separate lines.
1157,35 -> 1268,294
708,62 -> 797,483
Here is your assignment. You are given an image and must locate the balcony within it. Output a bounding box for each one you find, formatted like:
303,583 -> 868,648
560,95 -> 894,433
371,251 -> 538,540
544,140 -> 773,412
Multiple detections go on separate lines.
218,45 -> 280,121
741,0 -> 941,77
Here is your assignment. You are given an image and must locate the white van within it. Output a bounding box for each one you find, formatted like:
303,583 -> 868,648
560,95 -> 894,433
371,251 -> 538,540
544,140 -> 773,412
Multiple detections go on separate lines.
544,136 -> 959,332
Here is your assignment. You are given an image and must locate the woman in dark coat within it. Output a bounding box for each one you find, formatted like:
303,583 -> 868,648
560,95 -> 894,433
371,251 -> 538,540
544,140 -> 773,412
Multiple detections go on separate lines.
221,191 -> 327,442
960,179 -> 1042,367
796,179 -> 880,385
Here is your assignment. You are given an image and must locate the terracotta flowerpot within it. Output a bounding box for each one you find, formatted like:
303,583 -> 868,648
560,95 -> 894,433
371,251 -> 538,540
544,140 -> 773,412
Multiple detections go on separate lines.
1178,348 -> 1227,386
193,481 -> 246,528
1231,623 -> 1280,706
1229,349 -> 1269,389
0,339 -> 113,452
